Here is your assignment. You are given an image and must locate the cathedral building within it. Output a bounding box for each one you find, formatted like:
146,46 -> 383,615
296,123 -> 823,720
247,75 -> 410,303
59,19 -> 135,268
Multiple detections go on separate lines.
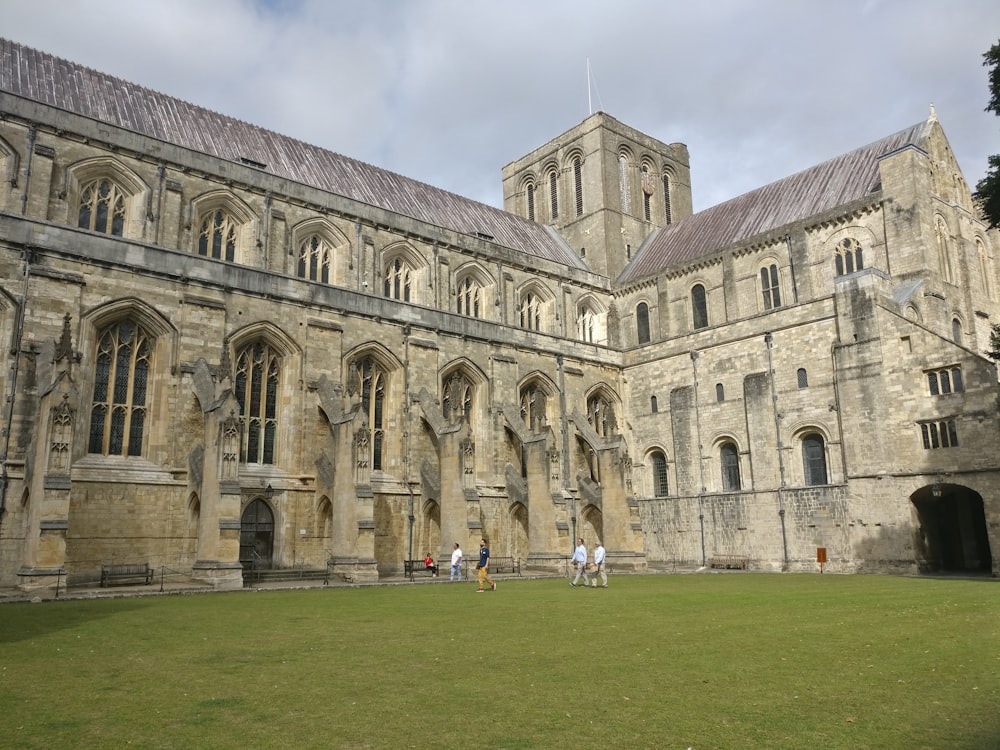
0,38 -> 997,592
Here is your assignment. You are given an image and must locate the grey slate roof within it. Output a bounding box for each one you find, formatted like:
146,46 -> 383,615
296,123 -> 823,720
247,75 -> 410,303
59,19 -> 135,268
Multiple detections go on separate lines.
618,120 -> 932,284
0,38 -> 588,272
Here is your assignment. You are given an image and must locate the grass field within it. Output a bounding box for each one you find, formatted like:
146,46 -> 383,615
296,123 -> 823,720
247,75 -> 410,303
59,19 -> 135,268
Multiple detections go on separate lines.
1,573 -> 999,749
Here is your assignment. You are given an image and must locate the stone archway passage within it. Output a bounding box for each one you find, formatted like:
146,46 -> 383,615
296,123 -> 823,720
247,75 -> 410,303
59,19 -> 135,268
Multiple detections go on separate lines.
240,499 -> 275,569
912,485 -> 992,574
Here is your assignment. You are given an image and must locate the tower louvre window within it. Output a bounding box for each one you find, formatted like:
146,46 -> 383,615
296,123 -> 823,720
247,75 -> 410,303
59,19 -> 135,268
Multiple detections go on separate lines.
573,157 -> 583,217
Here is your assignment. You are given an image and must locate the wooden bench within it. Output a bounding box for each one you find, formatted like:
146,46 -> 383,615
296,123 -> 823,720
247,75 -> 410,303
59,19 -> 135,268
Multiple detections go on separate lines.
490,556 -> 521,576
708,554 -> 748,570
101,562 -> 154,587
404,560 -> 437,578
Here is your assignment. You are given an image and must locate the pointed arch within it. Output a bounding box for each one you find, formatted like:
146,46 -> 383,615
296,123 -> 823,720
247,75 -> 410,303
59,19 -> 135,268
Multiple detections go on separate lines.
345,343 -> 404,475
381,241 -> 426,303
517,279 -> 555,332
453,261 -> 496,320
576,293 -> 607,344
291,217 -> 350,285
585,382 -> 622,438
518,371 -> 559,431
191,190 -> 258,264
65,156 -> 149,239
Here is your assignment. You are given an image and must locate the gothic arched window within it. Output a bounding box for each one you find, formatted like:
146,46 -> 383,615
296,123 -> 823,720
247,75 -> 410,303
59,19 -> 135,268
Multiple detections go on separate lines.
834,238 -> 863,277
636,302 -> 651,344
297,234 -> 332,283
234,341 -> 280,465
650,450 -> 669,497
573,156 -> 583,217
456,275 -> 482,318
198,209 -> 237,262
384,257 -> 412,301
78,178 -> 127,236
88,320 -> 151,456
357,357 -> 386,471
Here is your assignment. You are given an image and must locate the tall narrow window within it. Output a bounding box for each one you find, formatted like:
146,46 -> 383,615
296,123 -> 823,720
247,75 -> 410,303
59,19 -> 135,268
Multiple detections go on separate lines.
358,357 -> 386,470
384,257 -> 412,301
797,368 -> 808,389
721,442 -> 741,491
78,178 -> 126,236
692,284 -> 708,329
297,234 -> 332,283
951,318 -> 962,343
662,173 -> 673,224
88,320 -> 150,456
761,264 -> 781,310
636,302 -> 650,344
526,182 -> 535,222
834,238 -> 863,277
577,305 -> 596,342
650,395 -> 658,413
619,153 -> 630,215
802,433 -> 828,486
573,157 -> 583,217
716,383 -> 725,402
520,292 -> 542,331
935,217 -> 953,283
641,165 -> 652,221
977,239 -> 993,299
519,383 -> 547,430
198,209 -> 237,262
651,451 -> 669,497
234,342 -> 280,465
548,168 -> 559,220
456,276 -> 482,318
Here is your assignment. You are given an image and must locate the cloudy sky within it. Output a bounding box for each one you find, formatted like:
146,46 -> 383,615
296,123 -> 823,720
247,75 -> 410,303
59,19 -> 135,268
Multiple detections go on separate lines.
4,0 -> 999,212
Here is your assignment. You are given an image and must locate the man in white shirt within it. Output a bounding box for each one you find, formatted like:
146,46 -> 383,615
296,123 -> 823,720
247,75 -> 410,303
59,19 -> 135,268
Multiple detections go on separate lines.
593,540 -> 608,588
450,542 -> 463,581
570,538 -> 589,587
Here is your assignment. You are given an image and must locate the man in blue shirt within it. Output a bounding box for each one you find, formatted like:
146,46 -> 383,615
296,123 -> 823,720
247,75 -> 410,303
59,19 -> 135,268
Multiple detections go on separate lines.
476,538 -> 496,592
570,537 -> 589,587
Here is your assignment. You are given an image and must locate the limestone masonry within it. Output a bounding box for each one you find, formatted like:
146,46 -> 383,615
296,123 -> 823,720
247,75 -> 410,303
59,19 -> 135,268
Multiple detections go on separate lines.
0,38 -> 997,592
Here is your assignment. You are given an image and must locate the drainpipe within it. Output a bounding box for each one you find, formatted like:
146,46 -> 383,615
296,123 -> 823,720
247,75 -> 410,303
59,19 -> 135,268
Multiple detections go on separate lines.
0,245 -> 34,518
765,332 -> 789,568
403,327 -> 414,576
19,127 -> 36,216
691,350 -> 706,566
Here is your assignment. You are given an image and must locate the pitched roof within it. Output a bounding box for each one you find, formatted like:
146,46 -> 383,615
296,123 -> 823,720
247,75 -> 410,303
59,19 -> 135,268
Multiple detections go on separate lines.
0,38 -> 588,272
618,120 -> 933,284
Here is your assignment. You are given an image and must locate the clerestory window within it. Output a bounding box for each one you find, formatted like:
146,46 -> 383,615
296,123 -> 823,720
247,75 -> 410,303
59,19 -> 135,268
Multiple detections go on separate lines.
78,178 -> 127,236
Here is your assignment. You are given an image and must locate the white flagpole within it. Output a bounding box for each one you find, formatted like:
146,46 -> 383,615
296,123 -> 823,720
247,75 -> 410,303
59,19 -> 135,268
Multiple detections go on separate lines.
587,58 -> 592,115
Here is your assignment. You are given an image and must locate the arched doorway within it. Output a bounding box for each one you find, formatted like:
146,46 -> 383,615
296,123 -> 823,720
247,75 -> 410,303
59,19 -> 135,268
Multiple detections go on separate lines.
911,484 -> 992,574
240,499 -> 275,570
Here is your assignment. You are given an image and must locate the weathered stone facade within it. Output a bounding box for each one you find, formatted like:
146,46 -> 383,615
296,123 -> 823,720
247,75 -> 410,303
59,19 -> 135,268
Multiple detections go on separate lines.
0,40 -> 997,592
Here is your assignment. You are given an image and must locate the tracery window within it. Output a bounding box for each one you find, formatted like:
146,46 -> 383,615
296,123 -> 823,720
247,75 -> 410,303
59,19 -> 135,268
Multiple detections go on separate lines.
234,341 -> 280,465
519,292 -> 542,331
442,371 -> 473,424
761,264 -> 781,310
720,442 -> 741,491
198,209 -> 237,262
357,357 -> 386,471
636,302 -> 651,344
834,238 -> 863,277
802,433 -> 828,486
78,178 -> 126,236
456,275 -> 482,318
587,393 -> 616,437
691,284 -> 708,330
384,257 -> 412,301
650,450 -> 669,497
297,234 -> 332,283
88,320 -> 150,457
520,382 -> 548,430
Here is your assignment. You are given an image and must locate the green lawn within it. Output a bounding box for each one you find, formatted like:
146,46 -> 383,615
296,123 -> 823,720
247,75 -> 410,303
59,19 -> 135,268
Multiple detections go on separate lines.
1,574 -> 998,749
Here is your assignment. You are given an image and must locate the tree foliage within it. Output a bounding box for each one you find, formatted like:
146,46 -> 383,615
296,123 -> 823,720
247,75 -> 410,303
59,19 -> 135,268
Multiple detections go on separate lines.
974,40 -> 1000,228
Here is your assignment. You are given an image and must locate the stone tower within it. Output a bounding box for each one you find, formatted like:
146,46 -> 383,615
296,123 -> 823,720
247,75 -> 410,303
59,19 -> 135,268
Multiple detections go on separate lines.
502,111 -> 692,279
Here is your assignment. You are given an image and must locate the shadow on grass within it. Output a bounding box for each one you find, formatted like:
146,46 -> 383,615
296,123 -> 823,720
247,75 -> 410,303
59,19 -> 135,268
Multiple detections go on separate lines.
0,597 -> 152,644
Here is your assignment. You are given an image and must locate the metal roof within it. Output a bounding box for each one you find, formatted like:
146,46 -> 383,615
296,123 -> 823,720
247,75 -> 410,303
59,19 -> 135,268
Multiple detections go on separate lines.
0,38 -> 588,272
618,120 -> 933,284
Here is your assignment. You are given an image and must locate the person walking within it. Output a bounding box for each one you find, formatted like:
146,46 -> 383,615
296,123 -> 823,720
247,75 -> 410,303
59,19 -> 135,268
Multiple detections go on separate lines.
592,540 -> 608,588
476,538 -> 496,592
570,537 -> 589,587
450,542 -> 463,581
